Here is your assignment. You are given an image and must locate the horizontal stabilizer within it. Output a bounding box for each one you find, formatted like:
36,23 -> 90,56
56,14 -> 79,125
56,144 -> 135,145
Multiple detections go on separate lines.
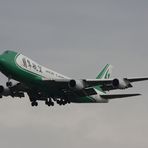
127,77 -> 148,82
100,93 -> 141,99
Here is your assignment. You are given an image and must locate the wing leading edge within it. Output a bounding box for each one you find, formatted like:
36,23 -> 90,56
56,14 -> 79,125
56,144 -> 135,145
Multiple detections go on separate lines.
43,77 -> 148,92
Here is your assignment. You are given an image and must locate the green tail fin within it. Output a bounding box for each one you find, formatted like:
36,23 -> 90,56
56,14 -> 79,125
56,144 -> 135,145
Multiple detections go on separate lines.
95,64 -> 112,92
96,64 -> 112,79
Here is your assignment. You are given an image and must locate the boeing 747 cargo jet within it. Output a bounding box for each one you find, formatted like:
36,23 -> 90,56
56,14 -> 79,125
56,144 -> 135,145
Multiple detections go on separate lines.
0,50 -> 147,107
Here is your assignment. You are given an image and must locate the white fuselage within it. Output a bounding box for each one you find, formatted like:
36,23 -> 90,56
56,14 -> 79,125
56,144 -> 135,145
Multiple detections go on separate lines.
16,54 -> 70,80
16,53 -> 106,102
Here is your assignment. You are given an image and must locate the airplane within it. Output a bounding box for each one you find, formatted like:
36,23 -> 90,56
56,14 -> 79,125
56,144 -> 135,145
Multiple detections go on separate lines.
0,50 -> 148,107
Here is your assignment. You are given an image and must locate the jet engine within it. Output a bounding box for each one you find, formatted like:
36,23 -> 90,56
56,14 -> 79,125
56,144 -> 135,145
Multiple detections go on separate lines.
68,80 -> 85,90
0,85 -> 25,98
0,85 -> 11,96
112,78 -> 131,89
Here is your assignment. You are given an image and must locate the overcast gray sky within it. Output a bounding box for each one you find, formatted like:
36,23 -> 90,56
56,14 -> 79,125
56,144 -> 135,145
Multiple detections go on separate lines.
0,0 -> 148,148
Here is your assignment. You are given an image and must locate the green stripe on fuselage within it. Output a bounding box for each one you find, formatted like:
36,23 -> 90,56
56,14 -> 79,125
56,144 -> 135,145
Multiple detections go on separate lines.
0,50 -> 43,88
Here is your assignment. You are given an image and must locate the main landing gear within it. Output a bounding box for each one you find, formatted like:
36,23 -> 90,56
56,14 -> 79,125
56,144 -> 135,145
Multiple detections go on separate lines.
45,98 -> 54,107
31,101 -> 38,107
57,99 -> 70,106
30,98 -> 70,107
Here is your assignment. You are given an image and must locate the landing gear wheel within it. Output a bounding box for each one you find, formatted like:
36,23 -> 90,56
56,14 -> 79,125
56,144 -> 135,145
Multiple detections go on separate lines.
57,100 -> 62,105
31,101 -> 38,107
62,101 -> 66,105
57,99 -> 68,106
57,100 -> 60,104
46,102 -> 51,107
35,102 -> 38,106
45,99 -> 54,107
67,100 -> 71,104
31,102 -> 34,107
6,81 -> 12,87
51,101 -> 54,106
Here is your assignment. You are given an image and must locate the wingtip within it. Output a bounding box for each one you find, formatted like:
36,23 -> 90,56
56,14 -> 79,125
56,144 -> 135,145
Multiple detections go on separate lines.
137,93 -> 141,96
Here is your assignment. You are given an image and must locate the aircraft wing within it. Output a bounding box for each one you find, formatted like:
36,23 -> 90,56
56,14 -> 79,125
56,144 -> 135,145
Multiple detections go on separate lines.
86,77 -> 148,87
126,77 -> 148,82
97,77 -> 148,91
10,83 -> 29,92
42,79 -> 109,90
43,77 -> 148,92
63,88 -> 97,99
100,93 -> 141,99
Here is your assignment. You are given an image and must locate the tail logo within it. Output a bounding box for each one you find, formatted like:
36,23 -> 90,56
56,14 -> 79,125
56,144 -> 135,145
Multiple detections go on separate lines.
105,70 -> 110,79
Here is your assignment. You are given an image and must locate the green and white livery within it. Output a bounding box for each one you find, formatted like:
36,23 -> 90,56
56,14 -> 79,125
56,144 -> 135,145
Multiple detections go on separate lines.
0,50 -> 148,107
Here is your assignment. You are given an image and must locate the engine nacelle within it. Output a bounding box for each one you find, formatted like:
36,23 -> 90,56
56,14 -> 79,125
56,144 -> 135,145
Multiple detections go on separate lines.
112,78 -> 130,89
0,85 -> 12,96
68,80 -> 85,90
0,85 -> 25,98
